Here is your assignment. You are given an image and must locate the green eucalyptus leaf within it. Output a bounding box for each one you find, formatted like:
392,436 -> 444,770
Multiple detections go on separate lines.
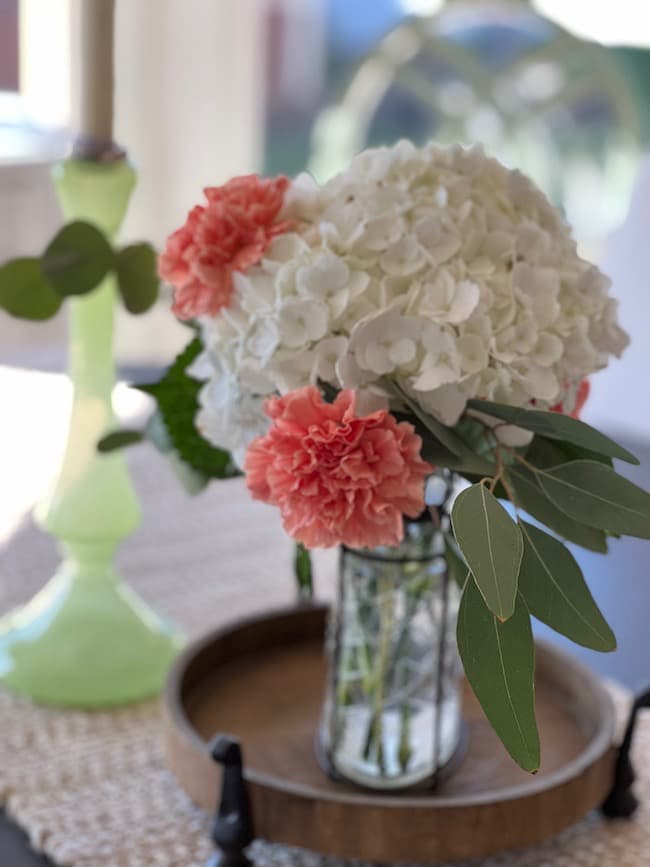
0,258 -> 62,320
392,383 -> 467,456
468,399 -> 639,465
518,521 -> 616,651
524,436 -> 568,469
457,579 -> 540,773
537,461 -> 650,540
451,483 -> 523,620
116,242 -> 160,314
137,338 -> 241,480
42,220 -> 115,297
526,435 -> 613,469
97,430 -> 144,452
418,434 -> 496,477
506,466 -> 608,553
454,415 -> 497,456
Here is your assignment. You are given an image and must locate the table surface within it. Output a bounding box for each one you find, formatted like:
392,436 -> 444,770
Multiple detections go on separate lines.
2,431 -> 649,867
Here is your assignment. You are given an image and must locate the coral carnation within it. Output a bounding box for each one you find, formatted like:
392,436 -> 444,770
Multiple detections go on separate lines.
245,386 -> 432,549
159,174 -> 293,320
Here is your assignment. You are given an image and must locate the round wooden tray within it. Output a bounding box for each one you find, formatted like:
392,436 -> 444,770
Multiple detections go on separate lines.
163,604 -> 617,863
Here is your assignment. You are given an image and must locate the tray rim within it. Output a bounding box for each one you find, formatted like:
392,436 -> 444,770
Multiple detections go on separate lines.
164,601 -> 616,810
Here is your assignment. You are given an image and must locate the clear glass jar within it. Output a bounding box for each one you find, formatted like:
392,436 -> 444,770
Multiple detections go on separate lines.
319,478 -> 463,791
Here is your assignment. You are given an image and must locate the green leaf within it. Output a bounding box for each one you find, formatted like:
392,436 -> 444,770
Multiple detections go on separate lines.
116,243 -> 160,314
145,411 -> 211,494
451,483 -> 524,620
144,409 -> 174,453
537,461 -> 650,540
506,466 -> 608,553
457,579 -> 540,772
526,435 -> 613,469
392,382 -> 467,456
418,433 -> 496,477
518,521 -> 616,651
468,398 -> 639,465
391,387 -> 495,477
41,220 -> 115,297
137,338 -> 241,480
167,455 -> 210,494
97,430 -> 144,452
0,258 -> 63,320
454,415 -> 498,458
444,535 -> 469,589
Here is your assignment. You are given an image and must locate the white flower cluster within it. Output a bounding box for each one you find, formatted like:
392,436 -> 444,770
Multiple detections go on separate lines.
193,141 -> 628,465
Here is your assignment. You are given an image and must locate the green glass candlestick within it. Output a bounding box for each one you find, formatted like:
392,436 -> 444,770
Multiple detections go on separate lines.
0,157 -> 183,706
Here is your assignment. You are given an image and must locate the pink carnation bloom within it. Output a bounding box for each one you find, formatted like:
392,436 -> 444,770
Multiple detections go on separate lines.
159,174 -> 293,320
245,386 -> 432,550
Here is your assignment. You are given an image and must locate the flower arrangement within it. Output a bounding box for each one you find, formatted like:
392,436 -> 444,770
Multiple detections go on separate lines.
113,142 -> 650,772
166,143 -> 627,468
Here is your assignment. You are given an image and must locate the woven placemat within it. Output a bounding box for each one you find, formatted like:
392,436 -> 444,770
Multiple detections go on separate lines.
0,372 -> 648,867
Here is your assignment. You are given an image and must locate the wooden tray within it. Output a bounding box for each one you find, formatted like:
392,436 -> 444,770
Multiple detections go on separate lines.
163,604 -> 617,863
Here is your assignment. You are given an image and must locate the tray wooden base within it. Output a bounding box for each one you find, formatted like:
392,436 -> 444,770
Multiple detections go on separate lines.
164,604 -> 616,863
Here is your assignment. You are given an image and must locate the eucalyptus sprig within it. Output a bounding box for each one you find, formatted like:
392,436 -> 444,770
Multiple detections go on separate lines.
415,397 -> 650,772
0,220 -> 159,319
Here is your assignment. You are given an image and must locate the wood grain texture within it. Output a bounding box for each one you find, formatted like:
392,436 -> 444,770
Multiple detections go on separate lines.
163,604 -> 616,863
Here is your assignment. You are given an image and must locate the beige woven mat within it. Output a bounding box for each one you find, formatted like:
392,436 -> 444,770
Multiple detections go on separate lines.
0,369 -> 649,867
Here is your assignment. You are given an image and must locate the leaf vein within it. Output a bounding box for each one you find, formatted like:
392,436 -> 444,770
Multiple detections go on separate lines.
493,615 -> 531,764
481,484 -> 503,615
539,471 -> 649,522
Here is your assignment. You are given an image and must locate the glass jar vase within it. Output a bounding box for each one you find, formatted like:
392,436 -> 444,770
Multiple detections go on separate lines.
319,478 -> 464,791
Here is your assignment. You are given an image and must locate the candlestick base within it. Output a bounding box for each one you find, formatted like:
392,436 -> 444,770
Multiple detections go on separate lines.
0,561 -> 183,707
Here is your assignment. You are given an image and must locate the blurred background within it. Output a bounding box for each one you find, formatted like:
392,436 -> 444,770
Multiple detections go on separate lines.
1,0 -> 650,683
2,0 -> 650,435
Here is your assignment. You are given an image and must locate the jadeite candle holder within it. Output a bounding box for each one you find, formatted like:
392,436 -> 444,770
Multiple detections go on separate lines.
0,157 -> 183,707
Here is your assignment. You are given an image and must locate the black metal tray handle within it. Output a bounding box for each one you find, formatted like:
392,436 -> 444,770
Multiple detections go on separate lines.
602,688 -> 650,819
205,736 -> 254,867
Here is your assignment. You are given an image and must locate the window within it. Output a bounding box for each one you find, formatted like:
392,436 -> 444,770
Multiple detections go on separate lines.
0,0 -> 72,162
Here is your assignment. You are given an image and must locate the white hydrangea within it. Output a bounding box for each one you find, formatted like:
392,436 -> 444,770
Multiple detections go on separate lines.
193,141 -> 629,463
